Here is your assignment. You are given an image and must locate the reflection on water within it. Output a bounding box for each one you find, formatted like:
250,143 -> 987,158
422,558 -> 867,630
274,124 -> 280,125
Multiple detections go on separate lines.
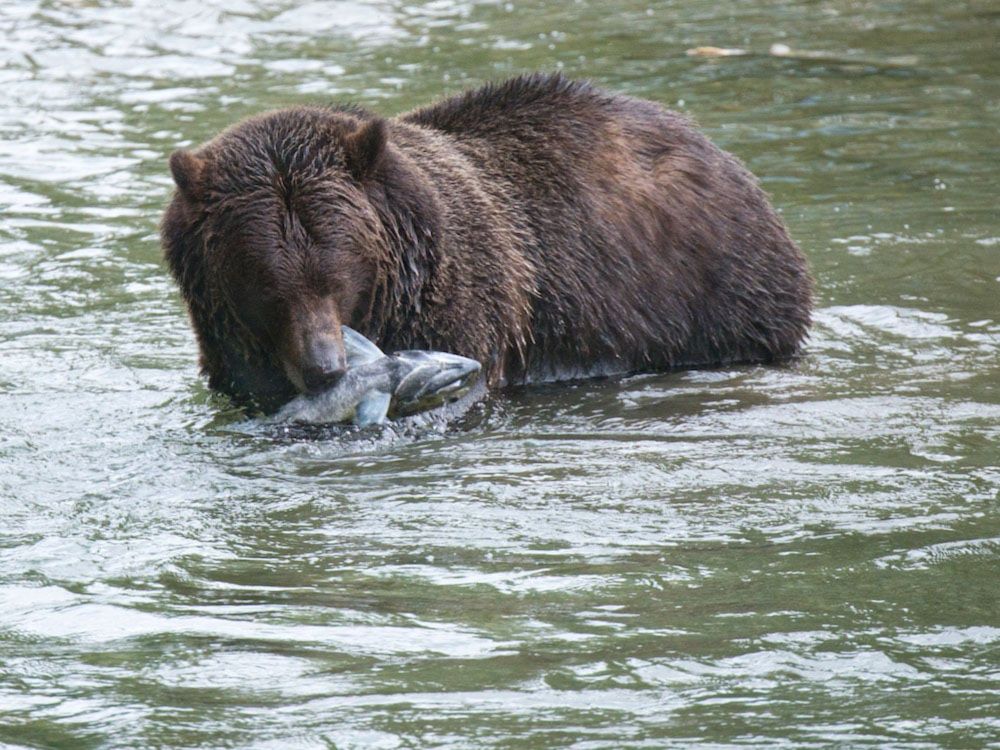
1,0 -> 998,747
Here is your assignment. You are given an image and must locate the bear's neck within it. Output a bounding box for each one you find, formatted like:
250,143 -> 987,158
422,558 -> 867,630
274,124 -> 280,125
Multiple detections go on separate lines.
361,145 -> 446,352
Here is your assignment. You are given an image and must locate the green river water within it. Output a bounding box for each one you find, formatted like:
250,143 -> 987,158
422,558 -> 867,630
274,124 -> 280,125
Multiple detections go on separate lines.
1,1 -> 998,747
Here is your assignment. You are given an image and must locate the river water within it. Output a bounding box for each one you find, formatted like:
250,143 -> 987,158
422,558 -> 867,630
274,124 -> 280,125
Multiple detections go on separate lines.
1,1 -> 998,748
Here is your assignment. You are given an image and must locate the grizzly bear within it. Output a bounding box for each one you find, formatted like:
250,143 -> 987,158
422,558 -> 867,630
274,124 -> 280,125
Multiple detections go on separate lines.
161,73 -> 813,411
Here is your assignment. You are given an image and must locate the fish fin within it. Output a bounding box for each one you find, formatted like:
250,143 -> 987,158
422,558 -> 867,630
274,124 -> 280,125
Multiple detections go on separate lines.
353,392 -> 392,427
342,326 -> 385,365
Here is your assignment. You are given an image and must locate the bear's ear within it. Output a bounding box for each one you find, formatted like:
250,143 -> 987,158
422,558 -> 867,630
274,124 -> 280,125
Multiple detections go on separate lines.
169,150 -> 205,199
343,119 -> 387,181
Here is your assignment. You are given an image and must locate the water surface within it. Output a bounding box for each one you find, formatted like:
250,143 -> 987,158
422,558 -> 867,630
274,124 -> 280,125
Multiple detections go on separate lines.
1,1 -> 998,747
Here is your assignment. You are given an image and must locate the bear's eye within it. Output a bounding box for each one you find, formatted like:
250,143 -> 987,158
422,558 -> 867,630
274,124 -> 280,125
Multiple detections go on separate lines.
220,263 -> 286,340
241,295 -> 286,342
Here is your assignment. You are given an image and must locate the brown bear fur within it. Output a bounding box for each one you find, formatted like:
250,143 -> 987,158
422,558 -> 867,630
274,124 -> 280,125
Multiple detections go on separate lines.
161,73 -> 813,410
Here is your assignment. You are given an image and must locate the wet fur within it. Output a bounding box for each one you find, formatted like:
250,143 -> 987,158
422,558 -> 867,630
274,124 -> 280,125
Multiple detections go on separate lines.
162,73 -> 813,409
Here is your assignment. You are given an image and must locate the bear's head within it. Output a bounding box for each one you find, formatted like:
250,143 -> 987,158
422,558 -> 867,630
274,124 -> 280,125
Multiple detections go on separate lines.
161,108 -> 415,409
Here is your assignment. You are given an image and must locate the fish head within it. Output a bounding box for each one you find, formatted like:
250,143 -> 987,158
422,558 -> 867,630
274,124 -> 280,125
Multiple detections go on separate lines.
388,351 -> 482,417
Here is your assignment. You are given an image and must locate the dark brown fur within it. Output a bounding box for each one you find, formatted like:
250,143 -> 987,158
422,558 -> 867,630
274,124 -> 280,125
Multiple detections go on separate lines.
162,73 -> 813,410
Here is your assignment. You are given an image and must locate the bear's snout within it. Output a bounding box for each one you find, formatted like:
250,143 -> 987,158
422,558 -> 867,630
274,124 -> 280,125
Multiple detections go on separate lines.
280,299 -> 348,394
299,335 -> 347,393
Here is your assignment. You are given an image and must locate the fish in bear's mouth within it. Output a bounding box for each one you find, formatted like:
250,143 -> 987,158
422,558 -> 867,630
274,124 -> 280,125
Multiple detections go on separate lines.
270,326 -> 481,426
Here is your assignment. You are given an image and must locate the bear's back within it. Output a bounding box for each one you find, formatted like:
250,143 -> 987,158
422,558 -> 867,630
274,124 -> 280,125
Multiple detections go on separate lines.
401,74 -> 813,381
